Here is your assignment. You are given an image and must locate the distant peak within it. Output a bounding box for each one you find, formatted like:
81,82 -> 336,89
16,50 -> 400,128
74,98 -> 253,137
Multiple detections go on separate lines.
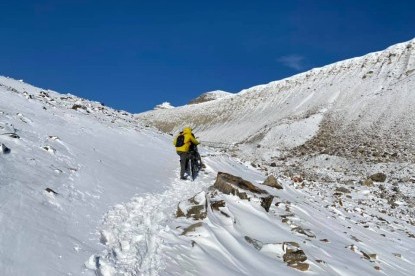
154,102 -> 174,110
188,90 -> 233,105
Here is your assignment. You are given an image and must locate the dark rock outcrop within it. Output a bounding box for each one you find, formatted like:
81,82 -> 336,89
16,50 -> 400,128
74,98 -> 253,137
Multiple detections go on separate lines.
213,172 -> 268,200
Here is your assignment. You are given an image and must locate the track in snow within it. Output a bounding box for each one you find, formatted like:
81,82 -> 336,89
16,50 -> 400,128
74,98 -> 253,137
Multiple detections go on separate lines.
91,159 -> 216,276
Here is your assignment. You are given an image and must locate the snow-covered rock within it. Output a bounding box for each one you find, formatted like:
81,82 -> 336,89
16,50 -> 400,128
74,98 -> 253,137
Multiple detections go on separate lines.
188,90 -> 233,105
154,101 -> 174,110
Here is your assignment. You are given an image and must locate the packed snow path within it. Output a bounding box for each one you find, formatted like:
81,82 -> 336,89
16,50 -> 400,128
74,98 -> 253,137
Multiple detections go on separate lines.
91,154 -> 260,275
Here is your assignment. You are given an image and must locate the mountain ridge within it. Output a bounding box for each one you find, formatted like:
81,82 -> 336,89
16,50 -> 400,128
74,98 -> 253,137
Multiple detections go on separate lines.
136,38 -> 415,165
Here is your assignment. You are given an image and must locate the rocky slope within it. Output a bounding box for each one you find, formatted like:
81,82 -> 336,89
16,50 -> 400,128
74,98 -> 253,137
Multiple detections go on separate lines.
136,38 -> 415,166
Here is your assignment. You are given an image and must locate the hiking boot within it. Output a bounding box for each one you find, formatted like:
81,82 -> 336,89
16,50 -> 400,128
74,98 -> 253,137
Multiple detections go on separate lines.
180,176 -> 188,180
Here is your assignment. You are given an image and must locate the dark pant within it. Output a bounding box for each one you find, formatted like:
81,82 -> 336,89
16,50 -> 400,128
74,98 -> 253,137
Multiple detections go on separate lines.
177,151 -> 190,178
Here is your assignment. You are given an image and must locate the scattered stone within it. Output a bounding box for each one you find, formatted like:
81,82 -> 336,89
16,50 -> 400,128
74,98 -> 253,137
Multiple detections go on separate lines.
346,244 -> 358,252
292,227 -> 316,238
351,235 -> 362,242
292,176 -> 303,183
45,188 -> 58,195
320,239 -> 330,243
210,200 -> 226,211
361,251 -> 377,261
263,175 -> 283,189
71,104 -> 87,111
316,259 -> 326,264
335,187 -> 351,193
369,173 -> 387,182
244,236 -> 263,250
374,266 -> 381,271
181,222 -> 203,236
270,162 -> 277,167
260,196 -> 274,212
393,253 -> 402,258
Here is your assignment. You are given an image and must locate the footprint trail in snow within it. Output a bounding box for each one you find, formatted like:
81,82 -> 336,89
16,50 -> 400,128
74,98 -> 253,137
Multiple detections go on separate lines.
91,163 -> 215,275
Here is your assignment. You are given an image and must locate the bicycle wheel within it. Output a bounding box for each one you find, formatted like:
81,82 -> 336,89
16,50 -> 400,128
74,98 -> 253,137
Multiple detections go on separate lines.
190,156 -> 199,181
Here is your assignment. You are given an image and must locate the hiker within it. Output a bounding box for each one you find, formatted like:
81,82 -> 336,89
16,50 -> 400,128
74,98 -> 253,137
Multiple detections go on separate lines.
174,127 -> 199,180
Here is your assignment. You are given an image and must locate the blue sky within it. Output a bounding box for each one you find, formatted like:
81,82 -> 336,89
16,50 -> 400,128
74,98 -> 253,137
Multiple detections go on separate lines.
1,0 -> 414,113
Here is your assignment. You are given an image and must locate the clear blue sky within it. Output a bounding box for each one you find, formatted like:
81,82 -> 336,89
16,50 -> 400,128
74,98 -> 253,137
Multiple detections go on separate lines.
1,0 -> 414,113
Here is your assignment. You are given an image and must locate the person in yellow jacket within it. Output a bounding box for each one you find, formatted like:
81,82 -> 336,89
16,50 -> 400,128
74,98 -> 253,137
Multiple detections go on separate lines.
173,127 -> 199,180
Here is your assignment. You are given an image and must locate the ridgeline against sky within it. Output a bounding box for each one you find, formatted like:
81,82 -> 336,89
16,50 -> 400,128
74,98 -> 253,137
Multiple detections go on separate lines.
1,0 -> 414,112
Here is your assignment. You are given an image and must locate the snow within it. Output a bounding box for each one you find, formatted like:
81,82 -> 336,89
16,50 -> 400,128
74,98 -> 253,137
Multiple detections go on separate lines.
137,38 -> 415,163
1,38 -> 415,276
188,90 -> 234,105
154,102 -> 174,110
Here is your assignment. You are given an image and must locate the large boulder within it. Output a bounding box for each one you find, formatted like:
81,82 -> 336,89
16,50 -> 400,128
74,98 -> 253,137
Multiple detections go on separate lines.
213,172 -> 268,200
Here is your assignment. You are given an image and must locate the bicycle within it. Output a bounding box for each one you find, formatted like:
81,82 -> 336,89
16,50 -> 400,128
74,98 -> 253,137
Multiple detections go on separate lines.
187,146 -> 202,181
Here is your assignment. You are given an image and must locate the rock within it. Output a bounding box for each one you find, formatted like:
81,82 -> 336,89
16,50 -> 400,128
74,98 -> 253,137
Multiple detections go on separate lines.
361,251 -> 377,261
213,172 -> 268,200
187,205 -> 207,220
176,205 -> 185,217
270,162 -> 277,167
45,188 -> 58,195
335,187 -> 351,193
209,200 -> 231,217
210,200 -> 226,211
369,173 -> 387,182
260,196 -> 274,212
292,227 -> 316,238
288,262 -> 309,271
292,176 -> 303,183
176,191 -> 207,220
283,249 -> 307,264
363,179 -> 374,186
244,236 -> 263,250
263,175 -> 283,189
72,104 -> 87,111
181,222 -> 203,235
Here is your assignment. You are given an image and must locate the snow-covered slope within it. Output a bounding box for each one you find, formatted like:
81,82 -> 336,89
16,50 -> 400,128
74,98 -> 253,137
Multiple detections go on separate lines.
1,38 -> 415,276
137,38 -> 415,164
0,77 -> 181,275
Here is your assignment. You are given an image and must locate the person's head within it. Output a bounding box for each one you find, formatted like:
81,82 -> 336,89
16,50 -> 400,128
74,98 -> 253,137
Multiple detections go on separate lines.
183,127 -> 192,134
